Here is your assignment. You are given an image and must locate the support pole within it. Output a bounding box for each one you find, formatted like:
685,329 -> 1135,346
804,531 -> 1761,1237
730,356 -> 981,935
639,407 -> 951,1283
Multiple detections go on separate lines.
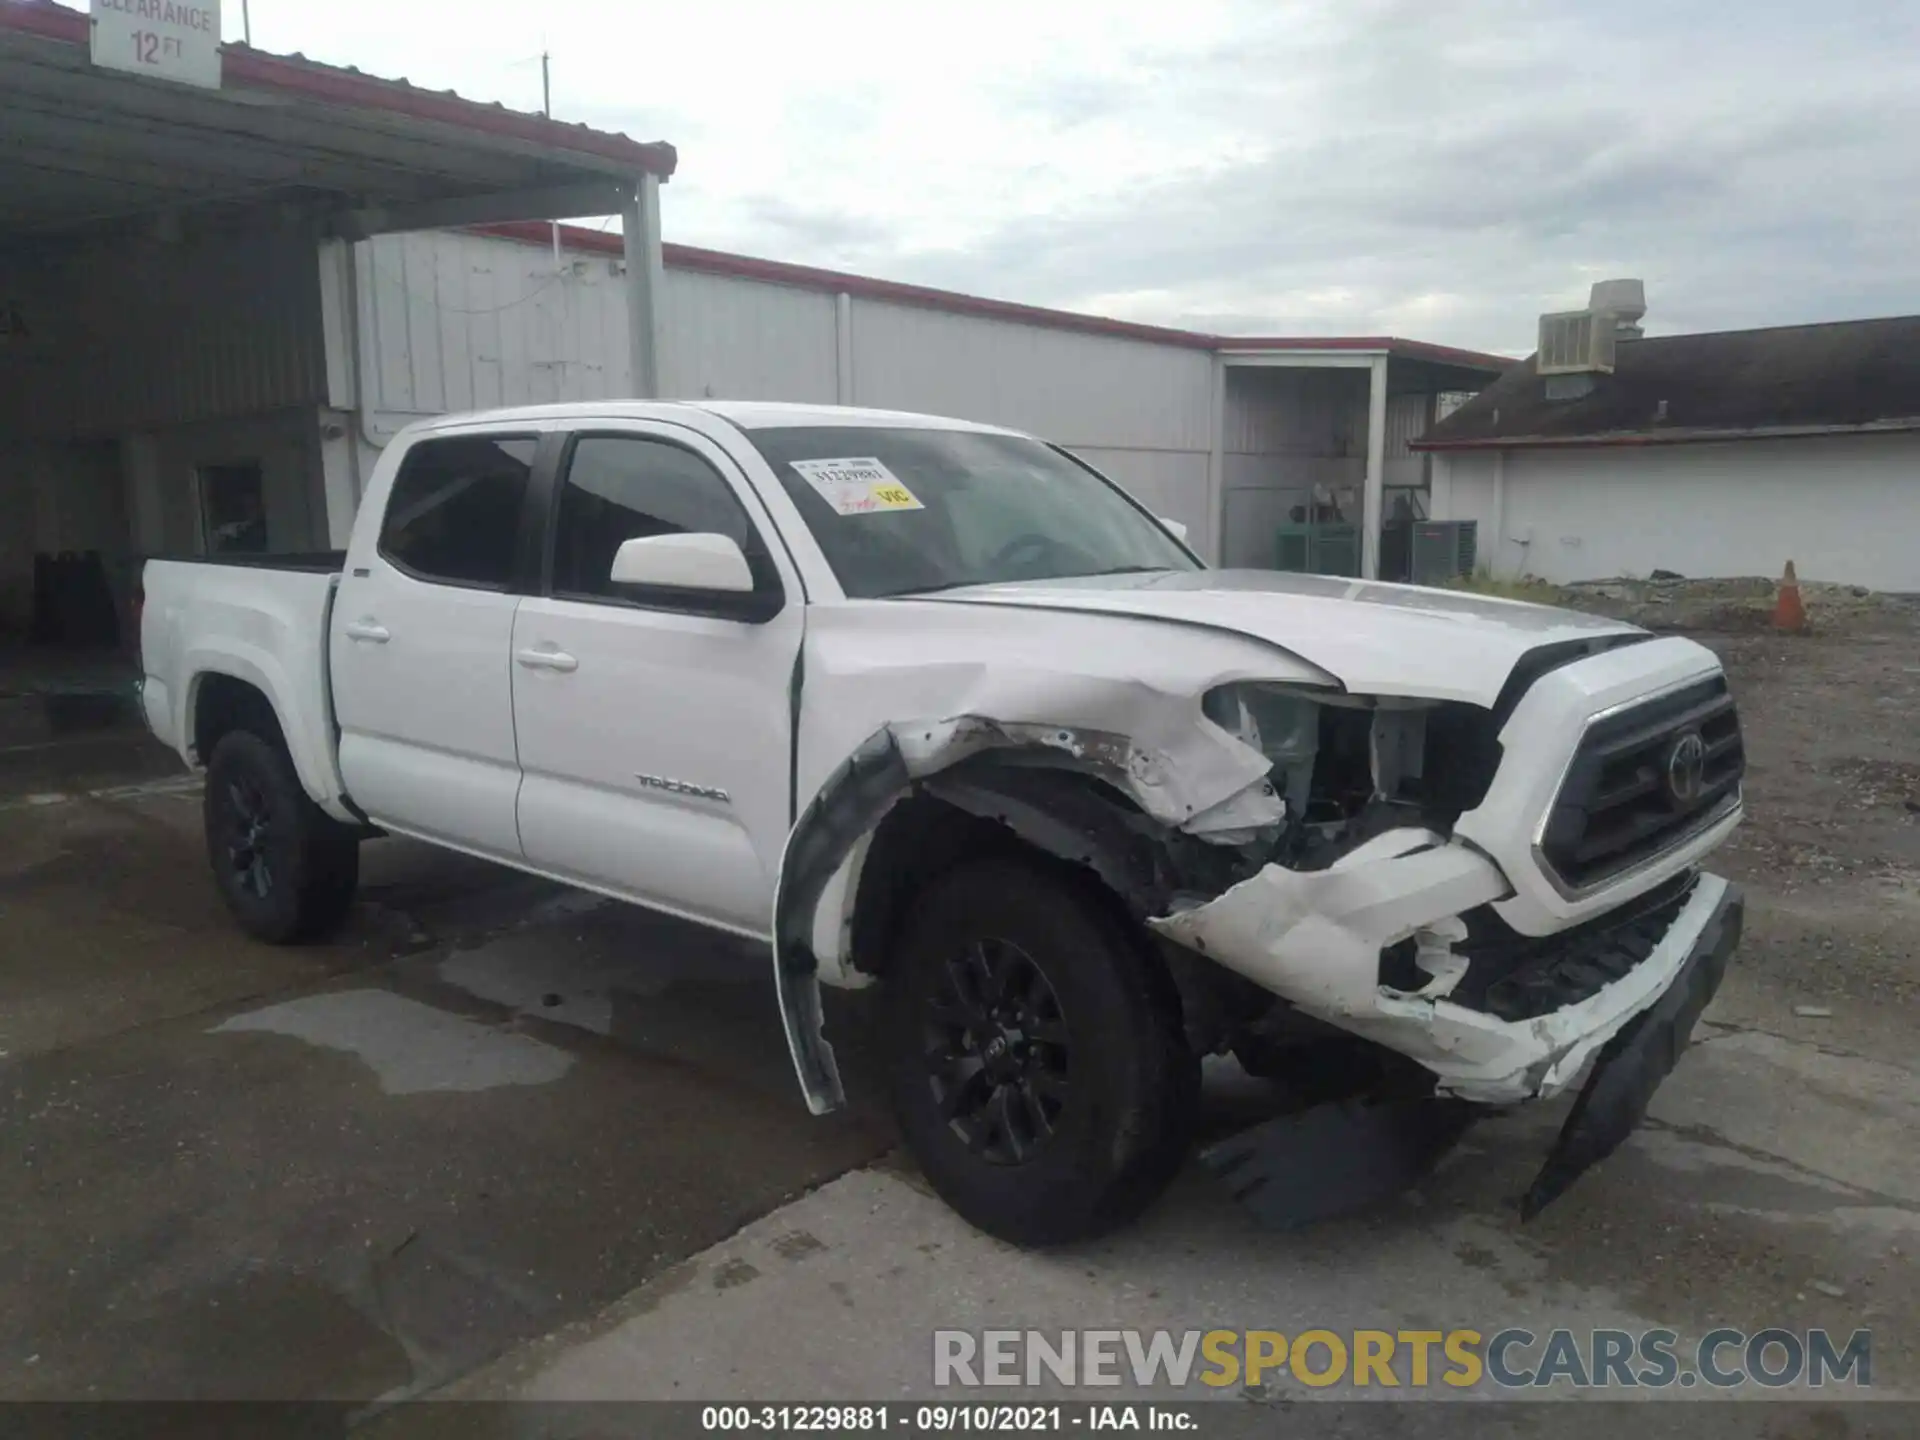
623,173 -> 665,398
1360,354 -> 1389,580
1492,449 -> 1508,577
835,292 -> 854,403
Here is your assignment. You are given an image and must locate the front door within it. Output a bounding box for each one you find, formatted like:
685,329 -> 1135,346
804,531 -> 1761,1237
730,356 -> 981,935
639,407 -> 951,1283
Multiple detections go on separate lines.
511,425 -> 803,935
331,431 -> 539,859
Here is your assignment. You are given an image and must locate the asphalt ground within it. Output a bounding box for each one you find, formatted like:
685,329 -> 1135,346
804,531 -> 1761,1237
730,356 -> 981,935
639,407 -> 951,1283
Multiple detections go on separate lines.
2,621 -> 1915,1416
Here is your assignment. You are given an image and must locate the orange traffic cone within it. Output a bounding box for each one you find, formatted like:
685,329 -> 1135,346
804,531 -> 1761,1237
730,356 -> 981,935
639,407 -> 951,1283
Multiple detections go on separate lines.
1773,560 -> 1807,633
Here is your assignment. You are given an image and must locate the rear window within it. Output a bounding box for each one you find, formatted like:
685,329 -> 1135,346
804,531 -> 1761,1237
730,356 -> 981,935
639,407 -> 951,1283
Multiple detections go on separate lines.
378,435 -> 537,588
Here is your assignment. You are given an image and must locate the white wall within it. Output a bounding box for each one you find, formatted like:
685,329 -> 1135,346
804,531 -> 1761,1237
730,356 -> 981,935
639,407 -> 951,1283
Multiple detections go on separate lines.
353,232 -> 1222,557
1434,434 -> 1920,590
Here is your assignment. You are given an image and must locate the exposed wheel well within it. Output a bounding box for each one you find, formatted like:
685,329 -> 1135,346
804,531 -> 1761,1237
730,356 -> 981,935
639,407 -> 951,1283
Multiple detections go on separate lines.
845,766 -> 1182,987
843,764 -> 1305,1058
846,794 -> 1017,982
192,673 -> 286,767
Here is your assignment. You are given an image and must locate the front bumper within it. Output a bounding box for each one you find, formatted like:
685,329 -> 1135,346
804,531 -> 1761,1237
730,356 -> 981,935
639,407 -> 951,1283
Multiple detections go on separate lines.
1196,880 -> 1742,1226
1521,879 -> 1741,1215
1148,829 -> 1739,1106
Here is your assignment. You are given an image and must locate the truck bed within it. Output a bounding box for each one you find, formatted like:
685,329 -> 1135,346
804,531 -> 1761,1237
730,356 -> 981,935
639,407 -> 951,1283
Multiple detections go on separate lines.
143,551 -> 347,575
139,556 -> 353,818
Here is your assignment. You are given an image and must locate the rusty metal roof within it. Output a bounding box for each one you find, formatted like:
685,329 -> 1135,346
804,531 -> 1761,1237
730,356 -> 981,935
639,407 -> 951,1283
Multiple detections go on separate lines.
0,0 -> 674,239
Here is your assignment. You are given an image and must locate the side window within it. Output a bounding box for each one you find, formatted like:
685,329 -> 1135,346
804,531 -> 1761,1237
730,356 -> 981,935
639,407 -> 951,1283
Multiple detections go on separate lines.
378,434 -> 536,588
551,435 -> 779,604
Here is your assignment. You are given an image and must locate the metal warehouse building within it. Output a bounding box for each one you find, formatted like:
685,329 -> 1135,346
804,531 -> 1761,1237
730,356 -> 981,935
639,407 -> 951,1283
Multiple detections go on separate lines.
1,0 -> 1508,655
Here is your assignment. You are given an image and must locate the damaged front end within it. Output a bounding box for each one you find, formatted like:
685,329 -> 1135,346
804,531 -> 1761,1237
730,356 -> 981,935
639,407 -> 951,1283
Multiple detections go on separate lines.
776,660 -> 1743,1224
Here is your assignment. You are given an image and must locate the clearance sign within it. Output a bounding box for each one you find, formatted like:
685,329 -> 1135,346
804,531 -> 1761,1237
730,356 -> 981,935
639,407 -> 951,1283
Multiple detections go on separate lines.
91,0 -> 223,90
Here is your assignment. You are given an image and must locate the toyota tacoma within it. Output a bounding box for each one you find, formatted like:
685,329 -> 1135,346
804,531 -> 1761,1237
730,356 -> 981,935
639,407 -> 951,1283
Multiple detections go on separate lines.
140,401 -> 1745,1245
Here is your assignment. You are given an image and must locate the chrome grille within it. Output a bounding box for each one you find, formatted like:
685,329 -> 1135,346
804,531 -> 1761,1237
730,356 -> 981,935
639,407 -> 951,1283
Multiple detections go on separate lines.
1538,676 -> 1744,891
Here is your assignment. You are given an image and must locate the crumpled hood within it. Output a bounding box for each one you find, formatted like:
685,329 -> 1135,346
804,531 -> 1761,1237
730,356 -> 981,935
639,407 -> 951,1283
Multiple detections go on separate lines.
923,569 -> 1645,705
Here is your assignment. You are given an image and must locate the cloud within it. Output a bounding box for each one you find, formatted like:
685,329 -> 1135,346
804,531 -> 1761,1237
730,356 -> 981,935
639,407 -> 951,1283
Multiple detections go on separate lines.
230,0 -> 1920,352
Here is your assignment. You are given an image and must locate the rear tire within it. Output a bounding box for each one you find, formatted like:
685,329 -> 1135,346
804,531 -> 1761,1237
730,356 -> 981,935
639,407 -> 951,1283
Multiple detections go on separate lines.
882,858 -> 1198,1246
204,729 -> 360,944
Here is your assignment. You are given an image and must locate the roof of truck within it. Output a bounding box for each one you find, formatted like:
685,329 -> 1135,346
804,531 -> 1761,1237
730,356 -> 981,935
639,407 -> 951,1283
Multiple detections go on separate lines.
410,399 -> 1025,436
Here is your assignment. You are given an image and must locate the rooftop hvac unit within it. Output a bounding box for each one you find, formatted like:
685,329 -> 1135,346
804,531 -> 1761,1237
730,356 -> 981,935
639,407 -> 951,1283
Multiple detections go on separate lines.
1537,309 -> 1617,375
1409,520 -> 1478,585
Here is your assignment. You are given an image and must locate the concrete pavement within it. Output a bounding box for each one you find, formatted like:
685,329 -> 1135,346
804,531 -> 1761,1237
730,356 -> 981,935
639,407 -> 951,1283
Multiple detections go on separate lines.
450,1014 -> 1920,1404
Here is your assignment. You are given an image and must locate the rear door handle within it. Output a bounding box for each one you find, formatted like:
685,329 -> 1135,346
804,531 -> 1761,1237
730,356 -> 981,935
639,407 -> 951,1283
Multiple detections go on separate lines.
343,620 -> 390,643
515,647 -> 578,673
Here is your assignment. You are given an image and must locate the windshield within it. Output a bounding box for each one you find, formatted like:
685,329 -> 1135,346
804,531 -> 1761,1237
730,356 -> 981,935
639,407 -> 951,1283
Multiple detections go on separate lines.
747,426 -> 1201,598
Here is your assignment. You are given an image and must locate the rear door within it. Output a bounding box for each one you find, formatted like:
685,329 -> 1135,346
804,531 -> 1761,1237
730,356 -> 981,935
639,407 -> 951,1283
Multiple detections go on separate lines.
331,430 -> 542,859
511,424 -> 804,935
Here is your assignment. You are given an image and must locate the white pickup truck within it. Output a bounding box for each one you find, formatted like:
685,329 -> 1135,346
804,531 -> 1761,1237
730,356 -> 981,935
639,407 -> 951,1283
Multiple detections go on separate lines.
142,400 -> 1746,1244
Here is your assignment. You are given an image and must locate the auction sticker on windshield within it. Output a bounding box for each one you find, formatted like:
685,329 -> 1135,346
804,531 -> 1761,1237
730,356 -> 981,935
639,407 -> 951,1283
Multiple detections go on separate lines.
790,457 -> 924,515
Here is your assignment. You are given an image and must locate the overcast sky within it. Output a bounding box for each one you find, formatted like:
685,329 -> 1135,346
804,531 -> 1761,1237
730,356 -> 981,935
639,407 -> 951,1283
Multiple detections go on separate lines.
223,0 -> 1919,353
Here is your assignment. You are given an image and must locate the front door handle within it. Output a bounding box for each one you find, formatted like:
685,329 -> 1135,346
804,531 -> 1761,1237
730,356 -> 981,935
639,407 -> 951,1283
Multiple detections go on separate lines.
515,647 -> 579,673
343,620 -> 390,643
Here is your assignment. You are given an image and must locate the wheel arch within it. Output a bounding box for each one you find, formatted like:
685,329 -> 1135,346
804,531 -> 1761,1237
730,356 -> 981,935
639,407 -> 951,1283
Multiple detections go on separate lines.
191,670 -> 290,764
773,719 -> 1224,1115
179,652 -> 351,821
844,766 -> 1177,985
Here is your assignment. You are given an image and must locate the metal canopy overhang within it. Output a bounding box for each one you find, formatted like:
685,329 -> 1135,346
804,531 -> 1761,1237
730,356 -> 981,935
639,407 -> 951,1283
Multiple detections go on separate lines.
0,0 -> 676,243
1220,342 -> 1511,393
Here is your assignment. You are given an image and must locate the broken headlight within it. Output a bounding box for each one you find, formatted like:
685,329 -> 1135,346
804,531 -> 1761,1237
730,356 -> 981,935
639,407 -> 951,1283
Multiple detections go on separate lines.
1205,684 -> 1498,832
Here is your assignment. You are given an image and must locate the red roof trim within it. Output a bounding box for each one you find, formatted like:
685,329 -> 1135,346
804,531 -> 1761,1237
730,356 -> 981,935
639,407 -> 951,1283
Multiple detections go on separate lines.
475,221 -> 1510,369
0,1 -> 675,176
0,0 -> 79,40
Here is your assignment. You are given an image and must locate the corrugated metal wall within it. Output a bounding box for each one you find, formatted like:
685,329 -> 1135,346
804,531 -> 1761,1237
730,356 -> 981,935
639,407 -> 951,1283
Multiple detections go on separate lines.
1384,391 -> 1433,459
1219,368 -> 1369,568
847,299 -> 1214,452
1222,366 -> 1364,457
0,227 -> 327,440
354,231 -> 1222,557
665,270 -> 839,403
846,298 -> 1217,555
356,231 -> 847,420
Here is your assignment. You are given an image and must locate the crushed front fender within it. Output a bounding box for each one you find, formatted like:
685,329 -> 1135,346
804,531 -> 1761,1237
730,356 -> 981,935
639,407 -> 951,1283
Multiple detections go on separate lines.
772,713 -> 1285,1114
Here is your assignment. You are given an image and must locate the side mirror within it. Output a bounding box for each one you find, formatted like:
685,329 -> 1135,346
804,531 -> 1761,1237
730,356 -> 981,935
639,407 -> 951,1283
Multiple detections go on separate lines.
609,533 -> 754,593
1158,517 -> 1190,543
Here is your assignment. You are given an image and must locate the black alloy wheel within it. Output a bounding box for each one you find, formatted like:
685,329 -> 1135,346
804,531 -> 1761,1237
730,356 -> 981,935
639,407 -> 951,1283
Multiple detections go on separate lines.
923,937 -> 1071,1165
203,728 -> 360,944
883,857 -> 1198,1246
220,772 -> 278,901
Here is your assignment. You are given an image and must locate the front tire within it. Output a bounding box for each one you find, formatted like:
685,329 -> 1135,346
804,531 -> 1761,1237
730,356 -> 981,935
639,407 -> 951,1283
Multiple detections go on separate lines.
204,729 -> 360,944
883,858 -> 1198,1246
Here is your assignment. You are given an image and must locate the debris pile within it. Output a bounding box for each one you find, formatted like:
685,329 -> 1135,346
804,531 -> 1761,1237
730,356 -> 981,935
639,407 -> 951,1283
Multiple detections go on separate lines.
1550,574 -> 1909,633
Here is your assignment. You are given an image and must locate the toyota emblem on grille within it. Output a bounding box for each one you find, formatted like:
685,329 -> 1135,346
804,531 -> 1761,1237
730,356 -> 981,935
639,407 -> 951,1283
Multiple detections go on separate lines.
1665,732 -> 1707,805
